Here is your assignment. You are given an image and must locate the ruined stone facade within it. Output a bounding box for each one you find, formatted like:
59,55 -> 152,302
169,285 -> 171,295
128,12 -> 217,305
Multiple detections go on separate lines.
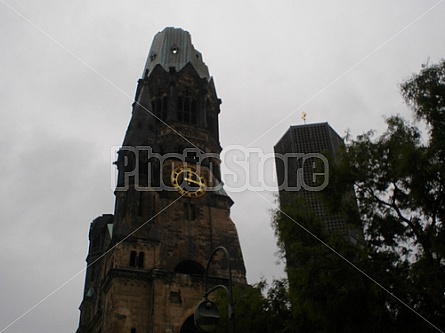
76,27 -> 247,333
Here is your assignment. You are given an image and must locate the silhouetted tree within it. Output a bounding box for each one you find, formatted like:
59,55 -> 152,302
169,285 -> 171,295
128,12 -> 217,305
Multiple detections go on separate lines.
273,59 -> 445,332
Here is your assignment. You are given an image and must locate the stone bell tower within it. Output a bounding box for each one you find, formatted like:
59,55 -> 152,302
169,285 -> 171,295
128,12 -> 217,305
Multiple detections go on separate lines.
76,27 -> 247,333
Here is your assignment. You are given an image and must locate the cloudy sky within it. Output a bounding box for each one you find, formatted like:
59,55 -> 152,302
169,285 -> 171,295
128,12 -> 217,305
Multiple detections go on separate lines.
1,1 -> 445,332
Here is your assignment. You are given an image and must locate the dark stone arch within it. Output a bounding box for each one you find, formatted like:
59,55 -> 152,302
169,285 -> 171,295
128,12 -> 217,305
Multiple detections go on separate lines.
180,315 -> 200,333
174,260 -> 204,275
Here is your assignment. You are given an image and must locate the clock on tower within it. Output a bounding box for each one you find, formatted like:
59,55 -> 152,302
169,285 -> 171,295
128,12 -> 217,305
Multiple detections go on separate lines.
76,27 -> 247,333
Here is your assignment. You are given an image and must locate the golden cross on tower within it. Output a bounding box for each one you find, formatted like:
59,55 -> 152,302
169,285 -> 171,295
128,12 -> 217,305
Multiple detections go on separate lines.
301,112 -> 307,124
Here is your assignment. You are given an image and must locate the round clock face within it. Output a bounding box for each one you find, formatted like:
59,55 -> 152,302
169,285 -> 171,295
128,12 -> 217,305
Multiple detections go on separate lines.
171,166 -> 206,198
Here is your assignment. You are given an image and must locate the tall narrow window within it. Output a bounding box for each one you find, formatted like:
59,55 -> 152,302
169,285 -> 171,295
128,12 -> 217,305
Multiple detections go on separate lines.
152,91 -> 168,121
177,91 -> 197,125
130,251 -> 144,268
160,95 -> 167,120
138,252 -> 144,268
177,96 -> 184,121
190,100 -> 197,124
130,251 -> 137,267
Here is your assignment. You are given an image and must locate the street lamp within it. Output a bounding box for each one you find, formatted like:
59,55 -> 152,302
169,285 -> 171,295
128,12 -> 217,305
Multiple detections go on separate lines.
194,246 -> 234,333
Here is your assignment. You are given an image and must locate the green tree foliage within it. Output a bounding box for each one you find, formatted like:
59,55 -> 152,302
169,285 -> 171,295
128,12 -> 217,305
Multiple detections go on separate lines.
338,60 -> 445,331
273,60 -> 445,332
212,279 -> 293,333
273,202 -> 389,333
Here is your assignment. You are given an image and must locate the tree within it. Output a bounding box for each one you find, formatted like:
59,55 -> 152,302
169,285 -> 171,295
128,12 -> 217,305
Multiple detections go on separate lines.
212,279 -> 293,333
328,59 -> 445,331
273,59 -> 445,332
273,201 -> 389,333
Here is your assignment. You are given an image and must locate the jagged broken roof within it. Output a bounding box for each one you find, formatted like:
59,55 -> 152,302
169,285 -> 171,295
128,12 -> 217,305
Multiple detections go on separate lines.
142,27 -> 211,80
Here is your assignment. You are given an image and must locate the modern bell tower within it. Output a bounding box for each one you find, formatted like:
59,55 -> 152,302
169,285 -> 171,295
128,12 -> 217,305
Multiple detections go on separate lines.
76,27 -> 247,333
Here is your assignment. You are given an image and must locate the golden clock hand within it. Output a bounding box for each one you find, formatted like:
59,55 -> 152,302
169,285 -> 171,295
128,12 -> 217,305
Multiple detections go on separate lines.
185,173 -> 200,185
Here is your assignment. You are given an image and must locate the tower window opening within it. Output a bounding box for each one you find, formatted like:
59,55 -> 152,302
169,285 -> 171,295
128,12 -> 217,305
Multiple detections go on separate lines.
138,252 -> 145,268
129,251 -> 144,268
130,251 -> 137,267
152,92 -> 168,121
177,94 -> 197,125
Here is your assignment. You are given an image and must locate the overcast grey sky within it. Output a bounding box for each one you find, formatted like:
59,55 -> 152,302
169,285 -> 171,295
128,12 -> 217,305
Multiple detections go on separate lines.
1,1 -> 445,332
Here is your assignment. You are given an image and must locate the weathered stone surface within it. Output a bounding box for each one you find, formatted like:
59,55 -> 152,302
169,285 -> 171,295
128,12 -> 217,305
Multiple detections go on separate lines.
76,28 -> 247,333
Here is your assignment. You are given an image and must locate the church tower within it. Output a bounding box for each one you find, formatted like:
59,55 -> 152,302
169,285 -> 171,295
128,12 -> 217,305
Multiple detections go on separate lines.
76,27 -> 247,333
